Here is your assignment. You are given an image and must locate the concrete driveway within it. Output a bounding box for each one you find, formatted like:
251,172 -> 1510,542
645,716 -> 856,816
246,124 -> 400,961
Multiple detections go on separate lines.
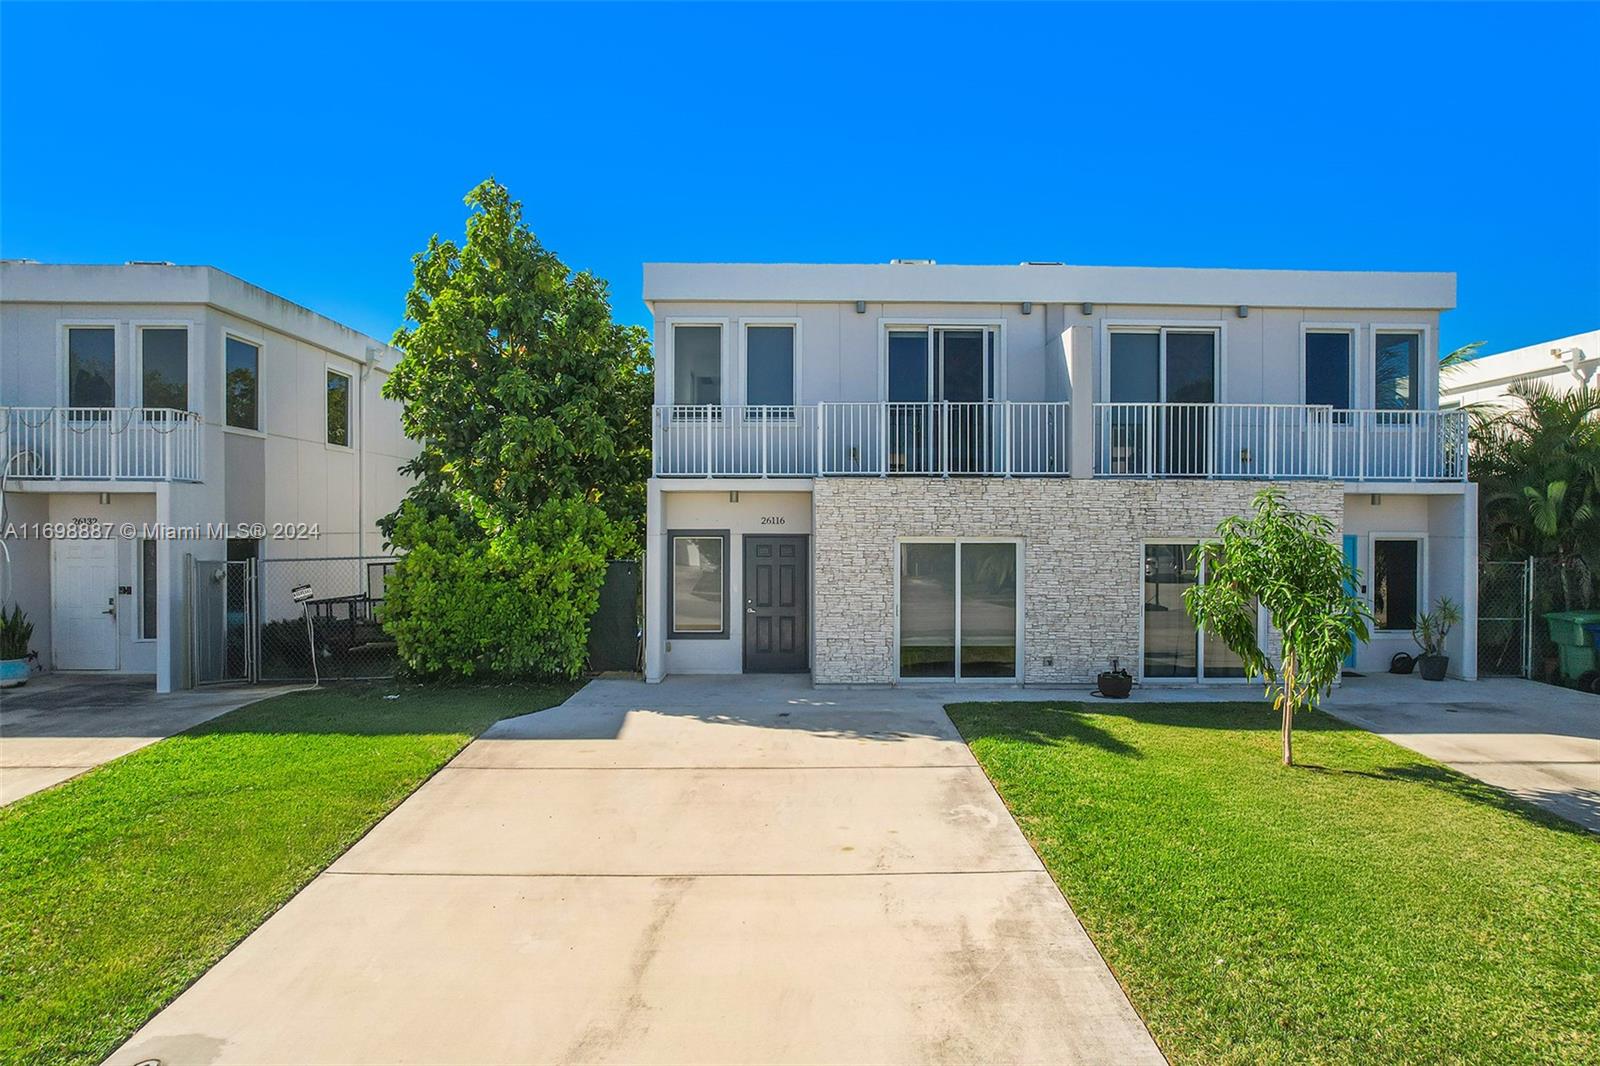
0,675 -> 298,805
1326,675 -> 1600,832
115,676 -> 1163,1065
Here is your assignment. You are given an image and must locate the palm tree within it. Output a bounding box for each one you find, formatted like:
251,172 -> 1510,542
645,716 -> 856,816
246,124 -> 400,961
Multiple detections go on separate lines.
1470,381 -> 1600,607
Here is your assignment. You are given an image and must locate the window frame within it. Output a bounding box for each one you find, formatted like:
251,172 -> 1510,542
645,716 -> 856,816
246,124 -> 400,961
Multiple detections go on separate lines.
665,318 -> 730,411
737,317 -> 802,410
1098,320 -> 1227,403
1298,322 -> 1359,411
892,536 -> 1024,683
222,330 -> 264,434
133,320 -> 195,414
667,528 -> 730,640
325,364 -> 354,448
137,537 -> 158,642
1137,538 -> 1264,684
1369,533 -> 1427,633
59,321 -> 121,410
875,319 -> 1008,403
1368,323 -> 1431,412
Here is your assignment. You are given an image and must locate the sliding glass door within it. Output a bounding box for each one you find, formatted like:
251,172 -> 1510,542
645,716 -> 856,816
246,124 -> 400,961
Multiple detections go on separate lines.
1143,542 -> 1252,681
1107,329 -> 1217,475
899,540 -> 1019,680
885,326 -> 998,473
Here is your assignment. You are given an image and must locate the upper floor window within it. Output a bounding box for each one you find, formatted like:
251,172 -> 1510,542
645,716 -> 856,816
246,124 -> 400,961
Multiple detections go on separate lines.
744,324 -> 796,407
140,327 -> 188,411
1107,328 -> 1217,404
326,368 -> 351,446
67,326 -> 116,409
1375,332 -> 1420,411
673,324 -> 722,406
1304,331 -> 1352,409
225,336 -> 260,429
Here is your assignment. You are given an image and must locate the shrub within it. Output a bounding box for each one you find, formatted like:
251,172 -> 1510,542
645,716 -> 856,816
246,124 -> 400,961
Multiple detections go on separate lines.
0,604 -> 34,659
381,495 -> 627,680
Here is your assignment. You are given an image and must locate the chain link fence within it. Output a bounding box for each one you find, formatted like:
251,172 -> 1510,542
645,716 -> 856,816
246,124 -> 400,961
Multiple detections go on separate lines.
1477,560 -> 1529,678
256,556 -> 398,682
1528,556 -> 1599,688
188,558 -> 254,685
1480,556 -> 1600,688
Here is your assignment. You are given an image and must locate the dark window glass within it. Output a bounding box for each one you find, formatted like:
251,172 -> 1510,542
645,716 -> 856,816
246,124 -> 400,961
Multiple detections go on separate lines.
1164,332 -> 1216,403
326,370 -> 351,446
1305,332 -> 1351,409
673,325 -> 722,406
887,331 -> 930,402
671,535 -> 725,634
1109,332 -> 1159,402
1144,543 -> 1200,677
141,538 -> 158,639
225,336 -> 259,429
1373,539 -> 1420,630
1375,333 -> 1420,411
140,328 -> 188,410
67,327 -> 116,408
899,542 -> 956,678
960,542 -> 1017,678
745,326 -> 795,407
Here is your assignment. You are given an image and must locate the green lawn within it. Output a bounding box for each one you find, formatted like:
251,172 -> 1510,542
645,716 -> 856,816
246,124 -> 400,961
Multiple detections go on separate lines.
0,682 -> 575,1066
947,701 -> 1600,1066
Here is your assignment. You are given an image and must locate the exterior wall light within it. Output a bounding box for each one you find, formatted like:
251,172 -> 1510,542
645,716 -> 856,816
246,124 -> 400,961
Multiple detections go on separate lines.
1080,302 -> 1094,316
1021,302 -> 1033,315
1237,305 -> 1249,318
855,301 -> 866,314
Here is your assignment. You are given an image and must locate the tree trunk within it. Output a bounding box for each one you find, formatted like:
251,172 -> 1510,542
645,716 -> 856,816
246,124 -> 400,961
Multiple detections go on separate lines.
1281,654 -> 1295,767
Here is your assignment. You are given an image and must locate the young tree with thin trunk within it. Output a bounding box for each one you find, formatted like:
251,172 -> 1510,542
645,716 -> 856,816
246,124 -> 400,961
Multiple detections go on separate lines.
1183,489 -> 1371,766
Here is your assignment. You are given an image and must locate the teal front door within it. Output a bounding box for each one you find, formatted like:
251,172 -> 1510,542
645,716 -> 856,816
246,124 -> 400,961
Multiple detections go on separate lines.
1343,534 -> 1361,668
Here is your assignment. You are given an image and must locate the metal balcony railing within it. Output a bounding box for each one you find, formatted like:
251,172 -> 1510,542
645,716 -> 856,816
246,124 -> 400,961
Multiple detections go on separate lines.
651,402 -> 1468,482
1,406 -> 203,482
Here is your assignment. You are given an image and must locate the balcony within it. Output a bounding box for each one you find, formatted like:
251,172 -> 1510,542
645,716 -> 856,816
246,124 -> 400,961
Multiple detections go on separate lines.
652,402 -> 1070,478
1,407 -> 203,482
1092,404 -> 1468,482
650,402 -> 1468,483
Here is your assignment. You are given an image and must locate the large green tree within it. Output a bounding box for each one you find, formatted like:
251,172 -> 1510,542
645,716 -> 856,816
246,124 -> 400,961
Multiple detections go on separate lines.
1184,489 -> 1371,767
382,179 -> 652,541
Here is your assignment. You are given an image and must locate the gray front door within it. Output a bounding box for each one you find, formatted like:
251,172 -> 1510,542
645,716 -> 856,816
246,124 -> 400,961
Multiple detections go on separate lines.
743,535 -> 808,673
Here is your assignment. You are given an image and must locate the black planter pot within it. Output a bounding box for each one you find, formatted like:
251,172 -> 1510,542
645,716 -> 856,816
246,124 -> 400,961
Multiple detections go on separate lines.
1417,654 -> 1449,681
1097,672 -> 1133,698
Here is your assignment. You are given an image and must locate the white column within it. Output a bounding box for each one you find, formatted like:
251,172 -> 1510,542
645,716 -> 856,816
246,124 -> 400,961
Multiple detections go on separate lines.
643,480 -> 667,683
1065,323 -> 1096,479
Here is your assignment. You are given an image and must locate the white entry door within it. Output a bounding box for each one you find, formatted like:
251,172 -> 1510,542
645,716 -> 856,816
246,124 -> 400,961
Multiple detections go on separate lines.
51,538 -> 119,670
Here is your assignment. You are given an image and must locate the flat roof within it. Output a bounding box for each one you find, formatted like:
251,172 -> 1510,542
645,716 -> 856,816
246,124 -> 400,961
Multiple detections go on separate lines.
0,261 -> 402,366
643,261 -> 1456,311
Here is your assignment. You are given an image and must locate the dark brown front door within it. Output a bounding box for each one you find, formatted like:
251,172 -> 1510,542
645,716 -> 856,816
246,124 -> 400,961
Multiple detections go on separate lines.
743,535 -> 808,673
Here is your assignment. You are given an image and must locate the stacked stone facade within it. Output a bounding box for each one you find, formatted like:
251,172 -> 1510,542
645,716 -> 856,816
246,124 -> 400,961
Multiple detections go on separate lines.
810,478 -> 1344,685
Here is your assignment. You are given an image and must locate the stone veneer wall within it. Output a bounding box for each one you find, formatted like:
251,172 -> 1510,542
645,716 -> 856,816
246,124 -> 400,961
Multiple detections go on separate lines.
810,479 -> 1344,684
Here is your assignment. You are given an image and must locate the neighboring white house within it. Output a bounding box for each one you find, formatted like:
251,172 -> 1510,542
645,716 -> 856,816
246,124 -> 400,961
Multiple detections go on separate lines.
642,260 -> 1477,685
1440,329 -> 1599,409
0,261 -> 415,692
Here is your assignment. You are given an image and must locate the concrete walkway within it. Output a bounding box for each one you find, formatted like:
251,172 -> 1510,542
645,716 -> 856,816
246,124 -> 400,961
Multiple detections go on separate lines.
1325,675 -> 1600,832
115,676 -> 1164,1065
0,674 -> 299,805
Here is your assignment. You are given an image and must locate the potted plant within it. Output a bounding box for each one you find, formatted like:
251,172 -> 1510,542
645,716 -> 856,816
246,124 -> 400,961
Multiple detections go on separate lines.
0,604 -> 34,688
1096,657 -> 1133,699
1412,597 -> 1462,681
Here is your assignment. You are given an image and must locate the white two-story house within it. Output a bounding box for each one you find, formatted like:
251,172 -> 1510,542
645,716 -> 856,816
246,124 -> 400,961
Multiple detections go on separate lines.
642,261 -> 1476,685
0,261 -> 415,692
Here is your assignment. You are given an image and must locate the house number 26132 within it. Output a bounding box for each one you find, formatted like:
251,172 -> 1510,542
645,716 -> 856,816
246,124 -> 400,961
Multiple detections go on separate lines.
760,515 -> 786,526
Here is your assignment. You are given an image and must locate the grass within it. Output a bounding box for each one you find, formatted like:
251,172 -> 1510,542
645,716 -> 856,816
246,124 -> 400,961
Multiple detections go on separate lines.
947,700 -> 1600,1066
0,681 -> 576,1066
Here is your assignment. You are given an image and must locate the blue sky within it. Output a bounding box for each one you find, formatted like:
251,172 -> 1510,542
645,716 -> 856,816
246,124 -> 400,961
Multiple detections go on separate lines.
2,2 -> 1596,355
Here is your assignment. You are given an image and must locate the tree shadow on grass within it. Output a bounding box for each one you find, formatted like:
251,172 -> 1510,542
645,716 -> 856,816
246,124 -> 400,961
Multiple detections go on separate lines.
947,702 -> 1144,758
1297,760 -> 1599,839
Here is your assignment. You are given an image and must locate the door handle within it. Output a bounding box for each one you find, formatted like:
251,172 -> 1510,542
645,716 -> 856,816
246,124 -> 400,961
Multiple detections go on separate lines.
103,599 -> 117,618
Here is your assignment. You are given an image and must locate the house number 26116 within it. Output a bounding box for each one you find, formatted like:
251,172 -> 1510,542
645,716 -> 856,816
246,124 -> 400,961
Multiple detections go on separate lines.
760,515 -> 786,526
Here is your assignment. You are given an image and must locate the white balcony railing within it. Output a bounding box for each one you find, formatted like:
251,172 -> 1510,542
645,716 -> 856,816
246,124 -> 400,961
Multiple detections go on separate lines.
1,407 -> 203,482
1093,403 -> 1467,482
653,402 -> 1070,478
652,402 -> 1467,482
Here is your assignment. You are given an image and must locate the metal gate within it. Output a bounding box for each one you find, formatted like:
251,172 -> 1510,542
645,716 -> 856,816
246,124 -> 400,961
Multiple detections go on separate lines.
188,557 -> 256,685
1478,559 -> 1531,678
